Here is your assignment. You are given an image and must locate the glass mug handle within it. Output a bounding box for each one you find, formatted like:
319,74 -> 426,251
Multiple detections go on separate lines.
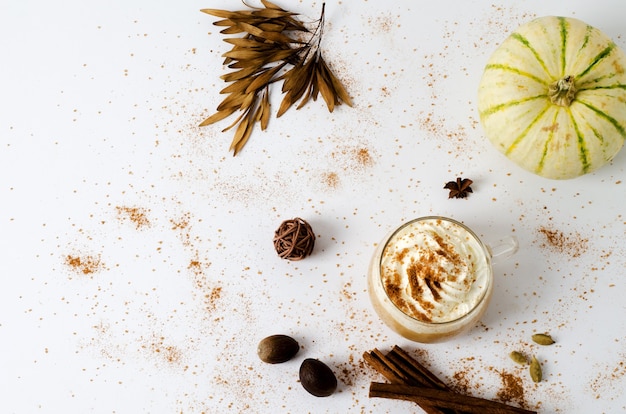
485,236 -> 519,265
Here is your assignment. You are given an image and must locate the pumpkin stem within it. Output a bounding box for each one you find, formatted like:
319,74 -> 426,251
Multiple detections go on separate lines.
549,76 -> 577,106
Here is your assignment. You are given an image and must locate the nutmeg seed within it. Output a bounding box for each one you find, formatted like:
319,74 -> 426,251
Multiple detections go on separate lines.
299,358 -> 337,397
257,334 -> 299,364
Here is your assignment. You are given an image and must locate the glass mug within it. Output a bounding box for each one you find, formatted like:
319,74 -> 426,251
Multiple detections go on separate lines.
368,216 -> 518,343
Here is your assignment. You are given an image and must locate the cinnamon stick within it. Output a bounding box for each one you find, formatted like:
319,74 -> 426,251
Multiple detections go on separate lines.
362,349 -> 408,384
386,347 -> 464,414
363,348 -> 458,414
369,382 -> 538,414
389,345 -> 450,390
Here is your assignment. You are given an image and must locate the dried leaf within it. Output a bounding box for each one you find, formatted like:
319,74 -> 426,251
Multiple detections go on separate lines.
201,2 -> 352,155
226,58 -> 259,69
223,37 -> 273,48
240,91 -> 257,112
220,77 -> 255,95
277,60 -> 313,117
200,9 -> 242,19
279,62 -> 303,92
254,87 -> 271,130
220,92 -> 261,135
222,48 -> 269,60
316,57 -> 344,109
214,98 -> 243,114
259,88 -> 271,129
296,70 -> 316,109
215,92 -> 248,111
221,107 -> 250,132
309,69 -> 320,101
212,18 -> 237,27
236,22 -> 297,44
199,106 -> 238,127
256,21 -> 289,33
318,56 -> 352,106
316,69 -> 336,112
220,25 -> 245,35
251,8 -> 298,19
255,17 -> 309,34
224,49 -> 296,71
230,112 -> 255,155
221,66 -> 264,82
260,0 -> 285,11
246,63 -> 285,94
264,48 -> 300,64
294,59 -> 320,109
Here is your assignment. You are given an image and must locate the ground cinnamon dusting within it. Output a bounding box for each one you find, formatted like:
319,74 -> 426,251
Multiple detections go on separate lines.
170,212 -> 193,247
355,147 -> 374,167
65,254 -> 105,275
115,206 -> 150,229
590,356 -> 626,399
336,353 -> 368,387
388,233 -> 463,322
143,334 -> 184,366
451,370 -> 472,394
448,356 -> 482,396
496,370 -> 527,408
537,226 -> 588,258
206,286 -> 223,312
323,171 -> 340,189
186,255 -> 220,313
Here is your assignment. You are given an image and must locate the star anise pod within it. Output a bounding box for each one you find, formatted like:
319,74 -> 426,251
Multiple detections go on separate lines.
444,177 -> 473,199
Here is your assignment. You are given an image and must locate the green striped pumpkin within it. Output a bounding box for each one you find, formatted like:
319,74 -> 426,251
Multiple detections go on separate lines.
478,16 -> 626,179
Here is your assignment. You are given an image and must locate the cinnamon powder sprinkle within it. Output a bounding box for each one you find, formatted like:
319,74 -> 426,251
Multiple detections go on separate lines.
451,370 -> 473,395
323,171 -> 340,189
206,286 -> 223,312
65,254 -> 105,275
355,147 -> 374,167
496,370 -> 527,408
537,226 -> 588,258
116,206 -> 151,229
144,335 -> 184,366
388,233 -> 464,322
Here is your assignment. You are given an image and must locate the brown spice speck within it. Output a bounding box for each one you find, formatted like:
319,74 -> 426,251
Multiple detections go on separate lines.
340,282 -> 355,301
537,226 -> 588,258
323,172 -> 340,189
144,335 -> 184,366
451,369 -> 473,395
355,147 -> 374,168
496,370 -> 527,408
65,254 -> 105,275
116,206 -> 150,229
590,357 -> 626,398
206,286 -> 223,312
335,353 -> 366,387
170,212 -> 193,246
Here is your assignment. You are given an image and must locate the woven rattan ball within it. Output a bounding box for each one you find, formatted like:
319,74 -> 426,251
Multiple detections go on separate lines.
273,218 -> 315,260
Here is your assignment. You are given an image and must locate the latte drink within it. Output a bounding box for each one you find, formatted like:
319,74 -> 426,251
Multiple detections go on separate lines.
368,217 -> 495,343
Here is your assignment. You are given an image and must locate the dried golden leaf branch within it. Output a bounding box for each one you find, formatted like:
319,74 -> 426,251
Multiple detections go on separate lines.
200,2 -> 352,155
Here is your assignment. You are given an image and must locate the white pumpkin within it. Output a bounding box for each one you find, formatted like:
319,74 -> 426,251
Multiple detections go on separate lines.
478,16 -> 626,179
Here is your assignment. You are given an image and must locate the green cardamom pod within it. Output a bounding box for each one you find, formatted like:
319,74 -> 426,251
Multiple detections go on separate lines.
529,356 -> 542,383
509,351 -> 528,365
532,333 -> 555,346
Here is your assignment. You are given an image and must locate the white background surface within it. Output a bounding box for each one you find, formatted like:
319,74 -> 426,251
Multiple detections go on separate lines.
2,1 -> 626,413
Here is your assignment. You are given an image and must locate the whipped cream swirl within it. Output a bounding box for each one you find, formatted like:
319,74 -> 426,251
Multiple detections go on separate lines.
380,218 -> 490,323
